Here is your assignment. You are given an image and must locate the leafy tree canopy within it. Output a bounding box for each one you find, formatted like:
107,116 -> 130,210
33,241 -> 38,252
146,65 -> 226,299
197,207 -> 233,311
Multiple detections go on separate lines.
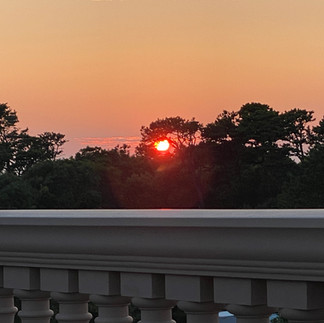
280,108 -> 315,161
0,103 -> 66,174
313,117 -> 324,145
136,116 -> 201,157
1,101 -> 323,209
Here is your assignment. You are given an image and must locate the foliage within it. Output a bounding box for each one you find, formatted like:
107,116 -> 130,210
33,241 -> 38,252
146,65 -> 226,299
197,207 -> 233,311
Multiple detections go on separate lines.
202,110 -> 237,144
278,145 -> 324,208
280,108 -> 315,161
313,117 -> 324,145
237,102 -> 283,148
201,103 -> 298,208
0,103 -> 66,175
136,116 -> 201,157
38,132 -> 67,160
23,159 -> 102,209
0,102 -> 323,209
0,103 -> 21,173
0,173 -> 34,209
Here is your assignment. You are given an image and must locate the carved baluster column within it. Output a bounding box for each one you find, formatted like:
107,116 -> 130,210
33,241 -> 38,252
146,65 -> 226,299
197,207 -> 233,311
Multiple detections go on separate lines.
90,295 -> 133,323
40,269 -> 92,323
121,272 -> 175,323
214,278 -> 274,323
14,290 -> 54,323
279,308 -> 324,323
51,292 -> 92,323
132,298 -> 176,323
120,272 -> 176,323
226,304 -> 274,323
178,301 -> 223,323
268,281 -> 324,323
0,289 -> 18,323
3,267 -> 49,323
79,270 -> 132,323
166,275 -> 223,323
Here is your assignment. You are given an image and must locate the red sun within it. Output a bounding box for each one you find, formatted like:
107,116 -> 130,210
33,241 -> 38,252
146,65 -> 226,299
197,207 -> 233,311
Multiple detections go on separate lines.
154,139 -> 170,152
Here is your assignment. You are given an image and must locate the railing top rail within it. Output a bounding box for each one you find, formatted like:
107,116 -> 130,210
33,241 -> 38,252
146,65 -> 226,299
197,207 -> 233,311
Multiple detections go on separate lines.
1,209 -> 324,281
0,209 -> 323,228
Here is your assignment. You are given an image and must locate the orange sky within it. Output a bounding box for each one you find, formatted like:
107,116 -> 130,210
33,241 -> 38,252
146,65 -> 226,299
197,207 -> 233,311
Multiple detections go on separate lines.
1,0 -> 324,156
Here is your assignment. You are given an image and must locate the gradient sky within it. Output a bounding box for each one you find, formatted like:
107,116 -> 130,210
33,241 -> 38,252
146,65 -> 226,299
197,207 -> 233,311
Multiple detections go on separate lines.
1,0 -> 324,156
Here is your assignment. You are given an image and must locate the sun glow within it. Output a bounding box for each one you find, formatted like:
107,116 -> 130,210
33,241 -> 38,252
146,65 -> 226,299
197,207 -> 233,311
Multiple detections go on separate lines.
154,139 -> 170,152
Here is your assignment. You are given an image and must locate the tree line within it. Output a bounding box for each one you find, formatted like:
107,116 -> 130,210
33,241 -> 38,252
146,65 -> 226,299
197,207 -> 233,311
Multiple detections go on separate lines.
0,102 -> 323,209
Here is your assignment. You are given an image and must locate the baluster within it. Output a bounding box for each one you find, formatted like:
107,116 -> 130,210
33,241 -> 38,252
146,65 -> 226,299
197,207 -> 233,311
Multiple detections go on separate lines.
51,292 -> 92,323
268,280 -> 324,323
226,304 -> 274,323
14,289 -> 53,323
178,301 -> 223,323
90,295 -> 133,323
132,298 -> 176,323
0,288 -> 18,323
279,308 -> 324,323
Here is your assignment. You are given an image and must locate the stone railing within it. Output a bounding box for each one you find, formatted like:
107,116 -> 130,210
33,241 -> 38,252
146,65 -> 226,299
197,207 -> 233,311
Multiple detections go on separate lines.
0,209 -> 324,323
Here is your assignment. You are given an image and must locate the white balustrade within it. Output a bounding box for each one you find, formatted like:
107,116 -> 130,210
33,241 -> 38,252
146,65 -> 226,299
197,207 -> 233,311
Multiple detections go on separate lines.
132,298 -> 176,323
279,308 -> 324,323
14,289 -> 53,323
177,301 -> 223,323
51,292 -> 92,323
90,295 -> 133,323
0,289 -> 18,323
226,304 -> 275,323
0,209 -> 323,323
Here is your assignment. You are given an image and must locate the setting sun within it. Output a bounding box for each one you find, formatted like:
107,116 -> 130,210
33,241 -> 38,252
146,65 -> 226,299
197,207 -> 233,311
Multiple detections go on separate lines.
154,140 -> 170,152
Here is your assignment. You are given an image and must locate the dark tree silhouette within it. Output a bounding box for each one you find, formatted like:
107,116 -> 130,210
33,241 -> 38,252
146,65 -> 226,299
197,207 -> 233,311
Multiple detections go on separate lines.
38,132 -> 67,160
0,103 -> 67,175
312,117 -> 324,145
0,103 -> 21,173
281,108 -> 314,161
136,116 -> 201,157
1,102 -> 323,209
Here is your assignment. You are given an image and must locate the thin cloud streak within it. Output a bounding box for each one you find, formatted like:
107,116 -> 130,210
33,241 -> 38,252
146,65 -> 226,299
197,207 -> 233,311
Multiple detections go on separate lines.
75,136 -> 141,149
62,136 -> 141,157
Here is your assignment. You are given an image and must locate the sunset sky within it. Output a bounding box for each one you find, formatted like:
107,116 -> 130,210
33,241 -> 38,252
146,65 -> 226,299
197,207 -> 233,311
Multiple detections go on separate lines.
1,0 -> 324,156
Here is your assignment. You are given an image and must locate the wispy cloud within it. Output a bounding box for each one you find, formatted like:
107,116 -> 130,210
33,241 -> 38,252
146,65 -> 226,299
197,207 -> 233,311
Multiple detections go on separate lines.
74,136 -> 141,149
62,136 -> 141,157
